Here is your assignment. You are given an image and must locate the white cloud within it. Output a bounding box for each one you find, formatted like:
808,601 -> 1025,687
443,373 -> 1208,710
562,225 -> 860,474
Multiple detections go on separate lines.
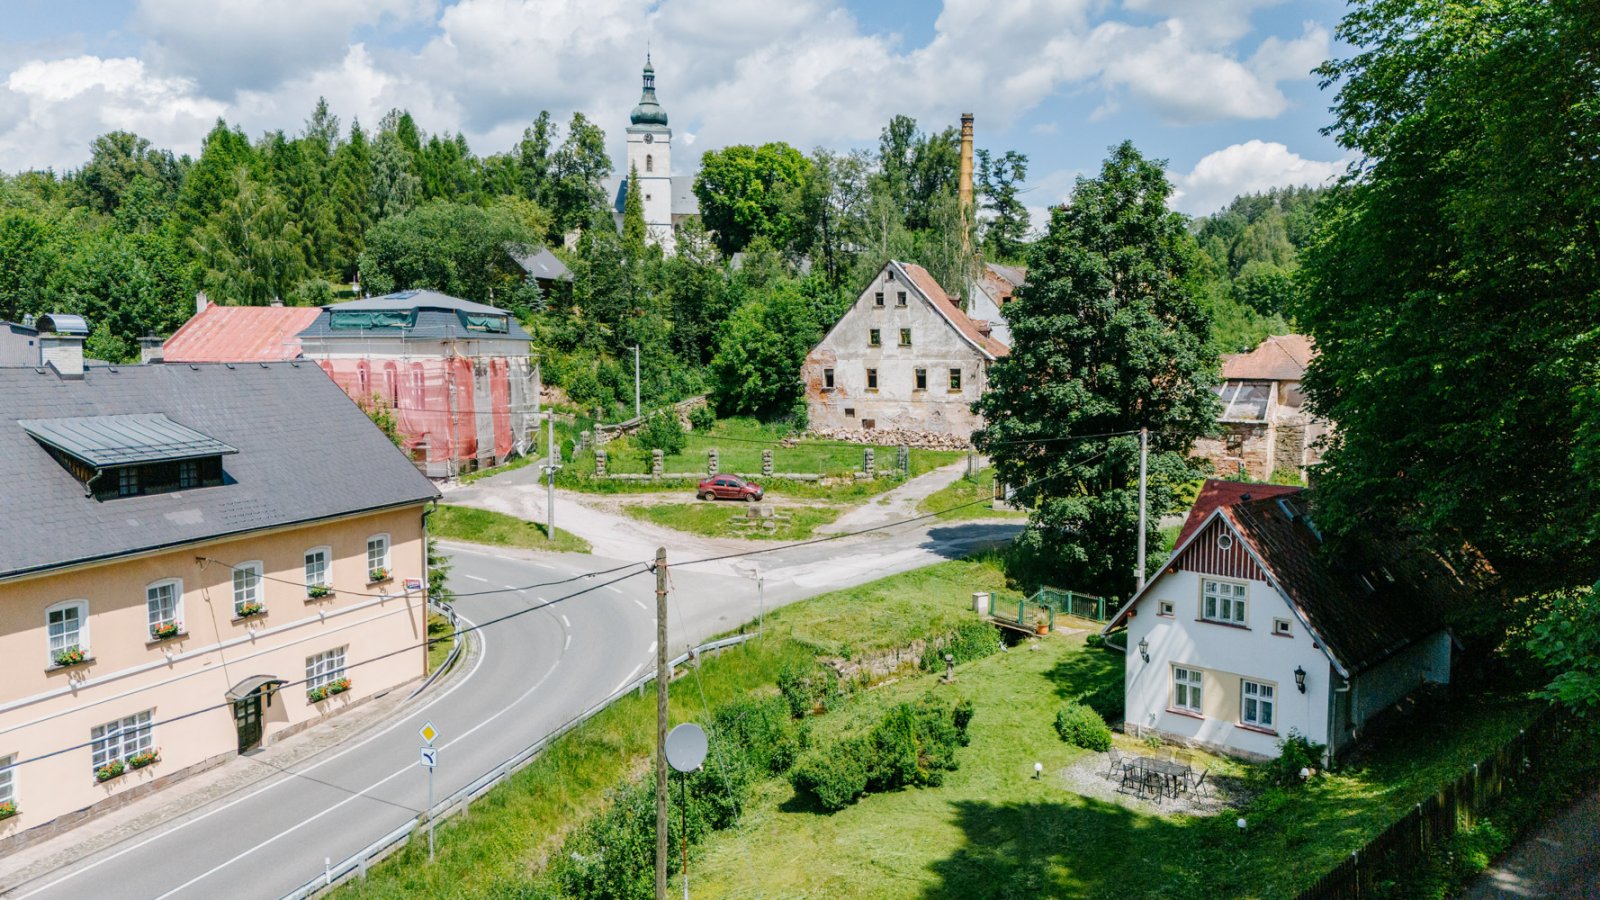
1169,139 -> 1347,215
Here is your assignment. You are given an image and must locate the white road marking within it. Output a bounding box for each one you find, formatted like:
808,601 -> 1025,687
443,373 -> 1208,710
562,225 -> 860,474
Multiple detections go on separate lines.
612,661 -> 645,694
532,562 -> 558,570
504,585 -> 525,592
560,614 -> 570,627
605,585 -> 625,595
16,607 -> 492,900
564,633 -> 573,650
647,641 -> 656,656
463,574 -> 489,583
144,613 -> 568,900
632,599 -> 647,611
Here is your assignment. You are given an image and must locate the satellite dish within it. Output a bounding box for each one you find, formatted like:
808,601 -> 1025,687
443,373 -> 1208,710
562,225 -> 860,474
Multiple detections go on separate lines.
665,723 -> 707,773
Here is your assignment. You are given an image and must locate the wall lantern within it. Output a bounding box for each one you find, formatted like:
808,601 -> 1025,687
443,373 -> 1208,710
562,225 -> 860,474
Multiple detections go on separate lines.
1294,665 -> 1307,693
1138,637 -> 1150,663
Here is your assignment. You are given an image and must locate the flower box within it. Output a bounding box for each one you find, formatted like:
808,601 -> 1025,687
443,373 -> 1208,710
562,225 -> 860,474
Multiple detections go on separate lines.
95,760 -> 126,782
150,621 -> 183,641
235,601 -> 266,619
309,676 -> 352,703
367,567 -> 391,584
52,646 -> 89,668
127,749 -> 160,770
0,801 -> 16,820
306,584 -> 334,600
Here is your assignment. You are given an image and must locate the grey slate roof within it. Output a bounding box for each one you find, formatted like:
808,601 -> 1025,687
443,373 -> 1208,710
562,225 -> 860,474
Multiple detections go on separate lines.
20,413 -> 238,466
511,247 -> 573,283
1,363 -> 439,580
297,290 -> 533,343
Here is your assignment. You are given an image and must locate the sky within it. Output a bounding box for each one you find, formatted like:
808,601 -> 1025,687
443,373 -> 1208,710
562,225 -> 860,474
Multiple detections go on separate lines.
0,0 -> 1356,220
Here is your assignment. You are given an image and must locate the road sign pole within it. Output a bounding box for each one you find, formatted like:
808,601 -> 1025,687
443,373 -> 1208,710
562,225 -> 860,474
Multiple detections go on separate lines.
655,547 -> 669,900
427,764 -> 435,861
419,721 -> 440,863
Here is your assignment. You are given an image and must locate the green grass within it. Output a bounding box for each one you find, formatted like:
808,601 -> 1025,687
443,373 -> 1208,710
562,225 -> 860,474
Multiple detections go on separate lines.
621,502 -> 843,541
558,416 -> 964,501
430,504 -> 592,554
425,613 -> 454,674
918,468 -> 1028,521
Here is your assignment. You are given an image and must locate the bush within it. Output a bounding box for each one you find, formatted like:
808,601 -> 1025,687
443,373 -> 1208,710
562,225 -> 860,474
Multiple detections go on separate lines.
790,738 -> 870,811
1076,679 -> 1125,725
712,694 -> 805,774
688,403 -> 716,431
777,662 -> 833,718
1054,703 -> 1113,751
952,698 -> 975,745
635,409 -> 687,458
920,619 -> 1002,672
1266,730 -> 1328,786
1084,632 -> 1107,649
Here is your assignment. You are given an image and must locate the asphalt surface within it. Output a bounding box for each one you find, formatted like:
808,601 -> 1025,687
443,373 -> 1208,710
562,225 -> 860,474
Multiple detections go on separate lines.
3,508 -> 1018,899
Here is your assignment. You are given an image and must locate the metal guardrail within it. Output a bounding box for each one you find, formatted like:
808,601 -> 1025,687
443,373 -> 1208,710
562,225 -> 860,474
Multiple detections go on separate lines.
406,600 -> 463,702
281,632 -> 755,899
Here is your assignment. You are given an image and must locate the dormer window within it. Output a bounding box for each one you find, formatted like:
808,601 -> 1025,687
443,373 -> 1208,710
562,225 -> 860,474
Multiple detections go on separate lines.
21,414 -> 236,501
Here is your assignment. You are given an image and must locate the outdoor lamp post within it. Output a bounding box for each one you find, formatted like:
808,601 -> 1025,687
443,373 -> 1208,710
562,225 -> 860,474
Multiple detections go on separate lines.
944,653 -> 955,682
1294,665 -> 1307,693
1138,636 -> 1150,663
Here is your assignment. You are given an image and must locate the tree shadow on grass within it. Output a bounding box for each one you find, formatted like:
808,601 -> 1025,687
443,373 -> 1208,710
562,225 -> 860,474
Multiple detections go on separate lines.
1043,645 -> 1121,700
919,796 -> 1238,899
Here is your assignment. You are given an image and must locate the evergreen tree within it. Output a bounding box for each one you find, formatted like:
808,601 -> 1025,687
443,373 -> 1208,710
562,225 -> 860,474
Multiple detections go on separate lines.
976,148 -> 1030,261
176,119 -> 255,235
328,120 -> 373,279
371,110 -> 422,219
621,163 -> 648,257
975,142 -> 1217,596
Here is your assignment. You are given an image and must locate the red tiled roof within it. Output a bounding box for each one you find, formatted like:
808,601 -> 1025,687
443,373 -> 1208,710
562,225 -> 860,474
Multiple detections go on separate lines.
897,261 -> 1010,359
1175,478 -> 1302,546
162,306 -> 322,363
1221,333 -> 1315,381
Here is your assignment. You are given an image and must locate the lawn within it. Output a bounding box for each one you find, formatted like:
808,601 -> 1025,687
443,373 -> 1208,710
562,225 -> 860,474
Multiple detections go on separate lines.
559,416 -> 964,502
429,504 -> 592,553
425,613 -> 455,674
917,468 -> 1028,521
621,501 -> 843,541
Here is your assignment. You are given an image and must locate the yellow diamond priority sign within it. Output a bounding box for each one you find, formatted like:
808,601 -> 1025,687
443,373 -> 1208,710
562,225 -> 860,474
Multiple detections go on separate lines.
419,721 -> 438,744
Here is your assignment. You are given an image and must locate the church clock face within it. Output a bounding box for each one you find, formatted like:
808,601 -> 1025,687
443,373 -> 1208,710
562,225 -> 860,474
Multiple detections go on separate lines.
644,133 -> 654,143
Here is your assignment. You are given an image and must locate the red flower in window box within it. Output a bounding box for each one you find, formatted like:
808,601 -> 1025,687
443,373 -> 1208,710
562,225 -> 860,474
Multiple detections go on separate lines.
150,621 -> 182,640
0,801 -> 16,820
127,748 -> 161,770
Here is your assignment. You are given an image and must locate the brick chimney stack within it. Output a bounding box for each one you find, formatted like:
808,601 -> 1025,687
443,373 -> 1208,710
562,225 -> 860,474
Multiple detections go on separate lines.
959,113 -> 974,214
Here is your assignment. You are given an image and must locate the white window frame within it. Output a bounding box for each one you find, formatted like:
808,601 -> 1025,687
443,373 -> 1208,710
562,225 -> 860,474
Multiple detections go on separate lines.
1157,600 -> 1174,616
1173,666 -> 1203,713
233,562 -> 264,616
306,647 -> 348,691
1241,680 -> 1276,729
145,579 -> 182,632
304,547 -> 332,590
366,535 -> 390,577
46,600 -> 89,661
0,753 -> 14,807
1273,617 -> 1292,636
1202,578 -> 1248,626
90,710 -> 153,772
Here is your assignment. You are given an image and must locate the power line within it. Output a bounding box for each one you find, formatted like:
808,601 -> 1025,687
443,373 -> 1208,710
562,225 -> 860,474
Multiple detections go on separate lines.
198,556 -> 647,602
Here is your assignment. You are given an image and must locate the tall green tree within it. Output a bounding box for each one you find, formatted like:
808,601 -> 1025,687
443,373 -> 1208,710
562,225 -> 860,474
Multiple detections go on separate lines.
328,120 -> 373,279
189,169 -> 308,305
543,112 -> 612,238
75,131 -> 181,216
621,163 -> 648,258
692,142 -> 811,256
357,200 -> 533,304
1298,0 -> 1600,593
975,142 -> 1217,596
976,148 -> 1030,261
55,227 -> 194,353
370,109 -> 422,219
0,209 -> 63,321
709,281 -> 820,418
176,120 -> 255,235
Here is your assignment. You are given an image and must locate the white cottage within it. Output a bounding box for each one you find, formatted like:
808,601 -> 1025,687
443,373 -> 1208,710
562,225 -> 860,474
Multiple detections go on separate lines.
1104,480 -> 1476,761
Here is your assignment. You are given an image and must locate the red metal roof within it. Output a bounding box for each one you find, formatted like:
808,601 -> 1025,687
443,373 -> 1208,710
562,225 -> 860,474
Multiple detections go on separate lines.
1221,333 -> 1315,381
162,306 -> 322,363
897,262 -> 1010,359
1175,478 -> 1302,547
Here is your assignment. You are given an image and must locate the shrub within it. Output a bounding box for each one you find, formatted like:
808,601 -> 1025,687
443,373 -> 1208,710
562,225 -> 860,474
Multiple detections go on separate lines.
1266,730 -> 1328,786
1084,632 -> 1106,649
920,619 -> 1002,672
1076,679 -> 1126,724
790,739 -> 870,811
1054,703 -> 1113,751
952,698 -> 975,745
777,662 -> 832,718
713,694 -> 805,774
635,409 -> 687,459
688,403 -> 716,431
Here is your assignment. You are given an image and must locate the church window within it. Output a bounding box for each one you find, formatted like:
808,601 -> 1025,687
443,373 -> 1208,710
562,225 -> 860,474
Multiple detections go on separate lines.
646,155 -> 654,173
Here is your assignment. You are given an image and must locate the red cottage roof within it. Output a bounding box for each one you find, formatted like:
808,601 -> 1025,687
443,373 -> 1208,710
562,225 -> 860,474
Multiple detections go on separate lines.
163,306 -> 322,363
897,262 -> 1010,359
1175,479 -> 1302,547
1221,333 -> 1315,381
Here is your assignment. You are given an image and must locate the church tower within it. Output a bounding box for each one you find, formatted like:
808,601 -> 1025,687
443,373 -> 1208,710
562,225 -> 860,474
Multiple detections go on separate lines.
624,56 -> 674,253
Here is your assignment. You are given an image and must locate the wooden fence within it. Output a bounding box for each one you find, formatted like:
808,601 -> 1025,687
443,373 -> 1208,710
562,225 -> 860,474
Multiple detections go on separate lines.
1298,709 -> 1570,899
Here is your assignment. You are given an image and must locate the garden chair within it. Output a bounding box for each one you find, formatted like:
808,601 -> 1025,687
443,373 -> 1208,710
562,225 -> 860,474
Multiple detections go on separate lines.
1190,767 -> 1212,799
1103,747 -> 1128,781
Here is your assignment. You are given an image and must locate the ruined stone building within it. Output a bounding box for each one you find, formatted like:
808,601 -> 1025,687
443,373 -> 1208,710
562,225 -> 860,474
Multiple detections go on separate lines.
1191,333 -> 1330,481
967,262 -> 1024,346
802,261 -> 1009,440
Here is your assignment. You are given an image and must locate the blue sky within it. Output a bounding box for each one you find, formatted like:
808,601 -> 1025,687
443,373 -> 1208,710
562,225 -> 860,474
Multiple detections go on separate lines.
0,1 -> 1356,217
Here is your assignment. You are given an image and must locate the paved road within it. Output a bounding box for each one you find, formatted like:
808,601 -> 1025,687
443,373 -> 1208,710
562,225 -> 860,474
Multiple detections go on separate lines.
1462,789 -> 1600,899
4,502 -> 1017,899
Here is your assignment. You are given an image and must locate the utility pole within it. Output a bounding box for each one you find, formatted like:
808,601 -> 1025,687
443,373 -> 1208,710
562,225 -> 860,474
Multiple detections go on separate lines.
546,413 -> 558,533
654,546 -> 669,900
1135,426 -> 1149,592
633,344 -> 642,420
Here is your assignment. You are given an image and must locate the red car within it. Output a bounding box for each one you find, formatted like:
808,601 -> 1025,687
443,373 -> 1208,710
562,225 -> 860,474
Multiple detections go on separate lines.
698,474 -> 764,502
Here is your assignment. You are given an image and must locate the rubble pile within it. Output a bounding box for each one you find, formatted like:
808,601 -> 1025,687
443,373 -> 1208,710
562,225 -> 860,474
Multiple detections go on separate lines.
807,427 -> 974,451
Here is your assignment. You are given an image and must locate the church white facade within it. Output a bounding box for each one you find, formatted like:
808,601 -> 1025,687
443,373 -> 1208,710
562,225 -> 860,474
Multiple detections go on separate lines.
612,57 -> 700,255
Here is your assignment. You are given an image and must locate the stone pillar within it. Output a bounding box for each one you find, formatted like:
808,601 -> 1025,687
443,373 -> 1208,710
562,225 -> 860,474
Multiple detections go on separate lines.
651,449 -> 663,479
761,449 -> 774,477
899,445 -> 910,473
708,448 -> 719,476
595,449 -> 607,477
864,447 -> 876,479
